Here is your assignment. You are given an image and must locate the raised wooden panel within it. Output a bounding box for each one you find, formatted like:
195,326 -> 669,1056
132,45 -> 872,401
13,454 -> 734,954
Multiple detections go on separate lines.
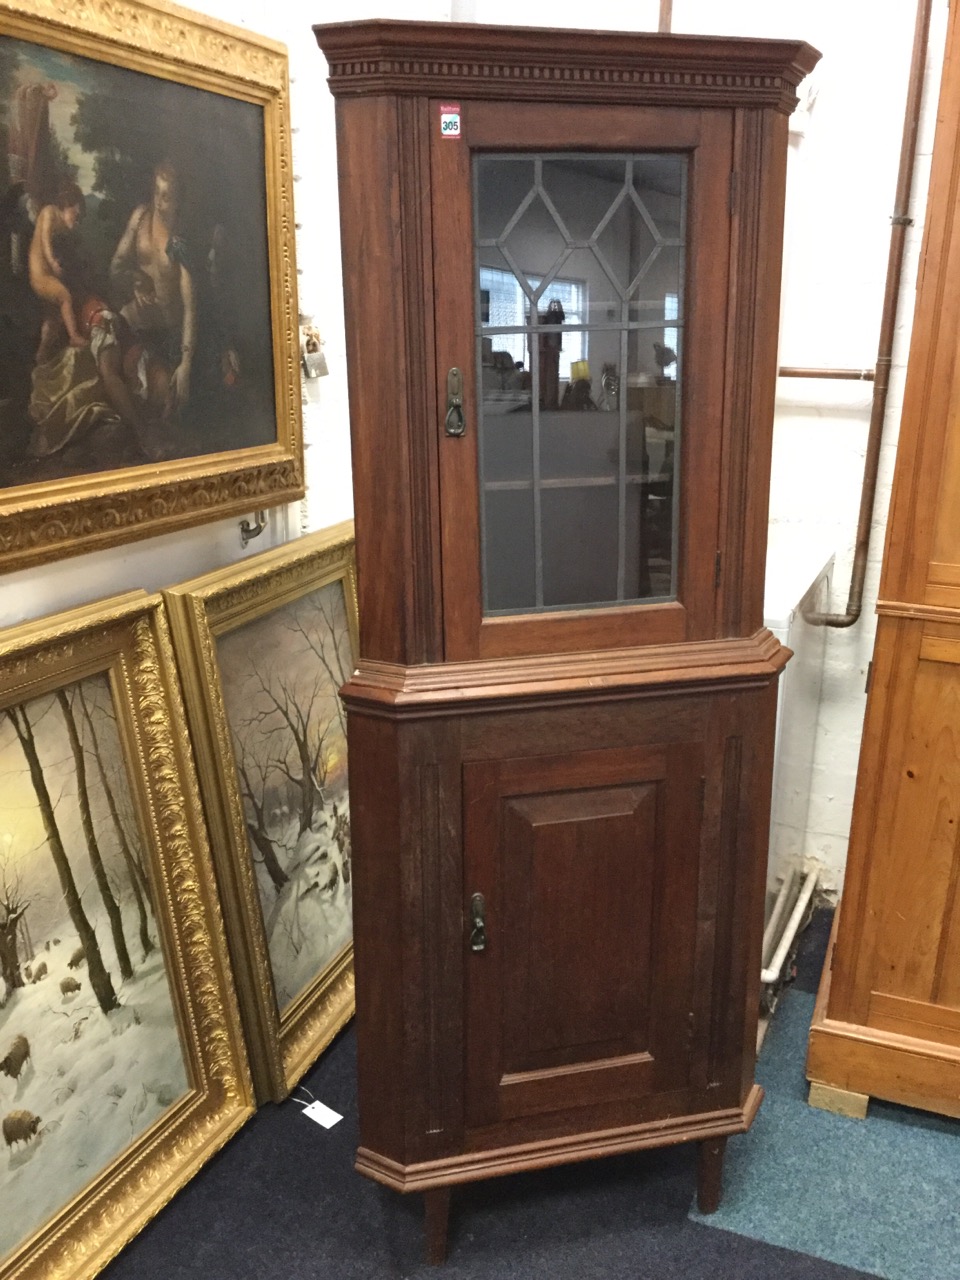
869,654 -> 960,1003
502,784 -> 658,1072
463,742 -> 702,1131
880,0 -> 960,604
868,991 -> 960,1048
924,252 -> 960,585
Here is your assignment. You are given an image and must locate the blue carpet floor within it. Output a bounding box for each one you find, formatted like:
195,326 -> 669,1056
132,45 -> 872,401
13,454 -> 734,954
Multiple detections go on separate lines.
690,983 -> 960,1280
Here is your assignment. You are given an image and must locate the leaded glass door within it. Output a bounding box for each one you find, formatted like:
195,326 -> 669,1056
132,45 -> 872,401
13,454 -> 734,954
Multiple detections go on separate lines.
433,102 -> 733,662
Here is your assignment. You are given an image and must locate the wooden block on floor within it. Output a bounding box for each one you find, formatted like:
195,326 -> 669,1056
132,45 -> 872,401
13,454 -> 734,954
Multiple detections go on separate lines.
808,1081 -> 869,1119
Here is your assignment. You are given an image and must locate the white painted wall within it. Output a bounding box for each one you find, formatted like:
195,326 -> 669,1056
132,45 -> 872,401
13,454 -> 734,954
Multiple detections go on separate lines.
3,0 -> 949,893
666,0 -> 947,892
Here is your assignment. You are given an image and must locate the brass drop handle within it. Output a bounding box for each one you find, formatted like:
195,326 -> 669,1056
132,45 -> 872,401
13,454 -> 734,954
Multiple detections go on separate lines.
445,367 -> 466,437
469,892 -> 487,952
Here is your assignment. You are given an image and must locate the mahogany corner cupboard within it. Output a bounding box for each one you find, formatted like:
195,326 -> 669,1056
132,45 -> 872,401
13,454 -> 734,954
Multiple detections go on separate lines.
314,19 -> 819,1262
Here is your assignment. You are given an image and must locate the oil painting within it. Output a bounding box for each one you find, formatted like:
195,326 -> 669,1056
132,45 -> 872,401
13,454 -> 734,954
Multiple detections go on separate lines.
164,523 -> 358,1103
0,0 -> 303,571
0,594 -> 252,1278
216,577 -> 354,1016
0,673 -> 188,1265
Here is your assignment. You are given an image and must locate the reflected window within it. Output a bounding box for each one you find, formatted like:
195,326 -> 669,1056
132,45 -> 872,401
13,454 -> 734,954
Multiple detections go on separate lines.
479,266 -> 586,382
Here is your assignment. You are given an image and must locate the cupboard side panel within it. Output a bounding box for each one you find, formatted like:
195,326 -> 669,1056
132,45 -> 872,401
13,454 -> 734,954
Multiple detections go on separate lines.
335,96 -> 441,665
735,682 -> 778,1101
348,711 -> 407,1160
719,108 -> 789,636
399,719 -> 466,1160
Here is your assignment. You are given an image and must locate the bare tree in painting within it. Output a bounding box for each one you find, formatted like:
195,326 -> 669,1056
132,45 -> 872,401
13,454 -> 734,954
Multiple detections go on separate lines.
0,855 -> 29,999
56,689 -> 133,981
235,749 -> 288,893
2,703 -> 119,1015
244,663 -> 335,839
216,581 -> 354,1008
76,683 -> 155,958
287,593 -> 353,740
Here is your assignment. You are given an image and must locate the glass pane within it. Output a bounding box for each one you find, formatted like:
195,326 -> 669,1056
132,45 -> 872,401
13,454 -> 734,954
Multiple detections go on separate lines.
540,155 -> 628,242
500,195 -> 568,294
540,408 -> 620,481
632,156 -> 685,240
475,152 -> 686,616
629,325 -> 683,392
480,396 -> 534,482
541,485 -> 620,608
541,248 -> 620,325
476,157 -> 536,242
595,196 -> 657,297
483,487 -> 537,612
627,246 -> 684,325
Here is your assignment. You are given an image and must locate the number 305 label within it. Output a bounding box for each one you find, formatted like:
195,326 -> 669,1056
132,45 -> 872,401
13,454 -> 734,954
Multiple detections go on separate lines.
440,102 -> 461,138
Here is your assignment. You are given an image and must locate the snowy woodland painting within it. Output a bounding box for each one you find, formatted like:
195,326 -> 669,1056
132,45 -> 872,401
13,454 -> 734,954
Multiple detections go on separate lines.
0,594 -> 251,1279
0,0 -> 303,572
164,523 -> 358,1103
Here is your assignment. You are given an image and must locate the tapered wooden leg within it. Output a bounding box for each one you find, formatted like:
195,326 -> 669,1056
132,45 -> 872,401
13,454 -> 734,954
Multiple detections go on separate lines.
697,1136 -> 727,1214
424,1186 -> 452,1265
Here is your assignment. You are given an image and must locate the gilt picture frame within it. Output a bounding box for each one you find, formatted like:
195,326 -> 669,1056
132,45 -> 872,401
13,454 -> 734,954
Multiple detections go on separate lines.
0,592 -> 253,1280
163,522 -> 358,1104
0,0 -> 303,572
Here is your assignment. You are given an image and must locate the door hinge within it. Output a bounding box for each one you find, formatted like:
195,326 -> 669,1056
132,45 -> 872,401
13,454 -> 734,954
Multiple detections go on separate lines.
729,171 -> 738,216
865,660 -> 873,695
715,551 -> 722,588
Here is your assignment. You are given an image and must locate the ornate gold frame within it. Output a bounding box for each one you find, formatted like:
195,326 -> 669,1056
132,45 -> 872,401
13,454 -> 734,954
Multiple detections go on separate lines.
0,593 -> 253,1280
0,0 -> 303,571
163,522 -> 358,1103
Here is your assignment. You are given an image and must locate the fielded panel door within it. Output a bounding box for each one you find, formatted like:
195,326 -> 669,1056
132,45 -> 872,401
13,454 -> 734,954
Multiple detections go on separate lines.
431,102 -> 734,662
462,742 -> 704,1135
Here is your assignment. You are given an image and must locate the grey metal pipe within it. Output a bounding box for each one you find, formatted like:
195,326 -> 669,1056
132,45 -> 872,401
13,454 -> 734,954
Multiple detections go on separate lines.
779,367 -> 875,381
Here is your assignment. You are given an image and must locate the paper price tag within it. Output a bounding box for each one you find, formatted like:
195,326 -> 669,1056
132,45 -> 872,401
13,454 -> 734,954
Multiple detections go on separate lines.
439,102 -> 461,138
302,1100 -> 343,1129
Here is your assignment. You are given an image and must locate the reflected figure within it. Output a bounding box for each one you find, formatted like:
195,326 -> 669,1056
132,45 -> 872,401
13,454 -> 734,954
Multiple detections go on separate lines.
533,297 -> 564,410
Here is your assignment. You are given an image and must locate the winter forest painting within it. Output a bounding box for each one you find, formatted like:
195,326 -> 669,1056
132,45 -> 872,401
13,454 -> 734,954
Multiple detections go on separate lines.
0,673 -> 187,1264
0,32 -> 275,484
216,579 -> 355,1014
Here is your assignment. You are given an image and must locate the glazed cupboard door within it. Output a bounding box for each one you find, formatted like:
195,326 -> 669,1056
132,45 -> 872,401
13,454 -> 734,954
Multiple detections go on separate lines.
432,102 -> 734,662
462,742 -> 704,1138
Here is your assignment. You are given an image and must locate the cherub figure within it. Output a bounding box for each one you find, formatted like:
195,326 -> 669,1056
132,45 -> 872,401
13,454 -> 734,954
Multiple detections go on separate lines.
28,180 -> 87,359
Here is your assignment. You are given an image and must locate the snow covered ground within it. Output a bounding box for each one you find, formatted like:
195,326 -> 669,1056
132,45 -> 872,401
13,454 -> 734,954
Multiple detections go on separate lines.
258,793 -> 352,1012
0,927 -> 187,1264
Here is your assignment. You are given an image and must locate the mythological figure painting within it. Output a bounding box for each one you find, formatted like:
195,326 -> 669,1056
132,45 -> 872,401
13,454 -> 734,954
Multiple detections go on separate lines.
0,31 -> 276,483
0,673 -> 188,1267
215,581 -> 354,1016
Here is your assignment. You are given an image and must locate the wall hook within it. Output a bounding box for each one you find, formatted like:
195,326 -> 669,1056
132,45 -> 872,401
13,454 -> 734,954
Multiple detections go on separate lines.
240,510 -> 267,547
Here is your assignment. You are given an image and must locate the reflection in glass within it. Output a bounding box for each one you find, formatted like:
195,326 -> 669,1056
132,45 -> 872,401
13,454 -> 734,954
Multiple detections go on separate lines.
475,153 -> 686,615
